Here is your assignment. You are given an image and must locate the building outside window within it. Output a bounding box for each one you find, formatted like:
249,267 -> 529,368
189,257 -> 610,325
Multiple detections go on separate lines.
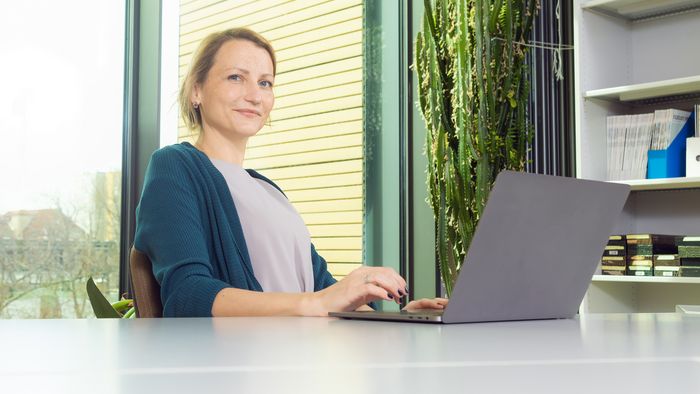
0,1 -> 125,318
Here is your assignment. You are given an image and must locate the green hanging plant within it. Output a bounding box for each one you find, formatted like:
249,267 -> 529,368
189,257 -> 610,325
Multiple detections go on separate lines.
415,0 -> 539,296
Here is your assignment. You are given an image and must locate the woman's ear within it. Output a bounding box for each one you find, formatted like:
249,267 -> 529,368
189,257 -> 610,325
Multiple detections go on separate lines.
191,83 -> 202,107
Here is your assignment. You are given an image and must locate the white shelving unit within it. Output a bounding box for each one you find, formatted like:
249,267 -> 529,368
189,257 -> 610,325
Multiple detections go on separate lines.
585,75 -> 700,102
611,176 -> 700,191
582,0 -> 700,20
592,275 -> 700,284
574,0 -> 700,313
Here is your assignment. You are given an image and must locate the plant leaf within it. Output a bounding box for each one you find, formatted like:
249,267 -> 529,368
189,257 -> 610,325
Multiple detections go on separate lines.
123,306 -> 136,319
86,277 -> 121,318
416,0 -> 539,295
111,299 -> 132,313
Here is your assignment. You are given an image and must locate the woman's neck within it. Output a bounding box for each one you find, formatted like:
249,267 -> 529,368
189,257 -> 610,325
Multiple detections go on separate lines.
194,129 -> 248,166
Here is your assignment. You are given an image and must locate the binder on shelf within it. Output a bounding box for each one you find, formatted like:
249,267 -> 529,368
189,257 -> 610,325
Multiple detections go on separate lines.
695,104 -> 700,138
687,137 -> 700,177
647,112 -> 695,179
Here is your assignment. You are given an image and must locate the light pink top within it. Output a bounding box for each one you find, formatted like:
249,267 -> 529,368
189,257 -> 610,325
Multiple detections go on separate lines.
211,158 -> 314,292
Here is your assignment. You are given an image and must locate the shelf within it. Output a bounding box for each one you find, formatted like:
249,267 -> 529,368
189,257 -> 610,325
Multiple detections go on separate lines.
582,0 -> 700,21
584,75 -> 700,102
592,274 -> 700,284
576,0 -> 700,313
609,176 -> 700,191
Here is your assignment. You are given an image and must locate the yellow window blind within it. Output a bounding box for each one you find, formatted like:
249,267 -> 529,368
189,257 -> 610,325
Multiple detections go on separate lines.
178,0 -> 364,279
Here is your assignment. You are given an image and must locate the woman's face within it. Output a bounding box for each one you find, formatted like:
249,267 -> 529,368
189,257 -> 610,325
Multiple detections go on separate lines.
193,39 -> 275,139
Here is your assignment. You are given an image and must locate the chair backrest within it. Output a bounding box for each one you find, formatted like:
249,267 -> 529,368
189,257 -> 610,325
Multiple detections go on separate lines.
130,247 -> 163,318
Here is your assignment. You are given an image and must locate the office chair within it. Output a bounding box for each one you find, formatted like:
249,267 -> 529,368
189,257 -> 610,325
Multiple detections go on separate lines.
130,247 -> 163,318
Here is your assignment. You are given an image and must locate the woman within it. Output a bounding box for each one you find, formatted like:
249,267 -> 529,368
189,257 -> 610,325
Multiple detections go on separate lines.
135,28 -> 447,317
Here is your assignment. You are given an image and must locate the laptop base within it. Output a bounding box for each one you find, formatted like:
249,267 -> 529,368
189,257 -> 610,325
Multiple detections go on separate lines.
330,310 -> 444,323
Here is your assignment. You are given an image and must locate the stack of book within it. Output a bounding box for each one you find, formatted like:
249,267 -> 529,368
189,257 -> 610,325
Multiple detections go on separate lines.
654,254 -> 681,277
626,234 -> 678,277
606,109 -> 691,181
679,236 -> 700,277
597,234 -> 700,277
601,235 -> 626,275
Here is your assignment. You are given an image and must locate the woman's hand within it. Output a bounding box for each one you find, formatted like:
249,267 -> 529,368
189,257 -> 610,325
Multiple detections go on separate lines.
402,298 -> 449,312
307,266 -> 407,316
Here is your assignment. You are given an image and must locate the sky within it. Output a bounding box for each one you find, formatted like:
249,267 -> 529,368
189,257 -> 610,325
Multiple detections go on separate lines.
0,1 -> 125,221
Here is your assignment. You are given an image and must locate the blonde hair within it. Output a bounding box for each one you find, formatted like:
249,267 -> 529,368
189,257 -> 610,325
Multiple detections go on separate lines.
179,28 -> 276,132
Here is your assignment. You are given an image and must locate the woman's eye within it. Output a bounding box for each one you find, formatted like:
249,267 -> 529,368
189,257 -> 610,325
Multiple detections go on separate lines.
228,74 -> 241,81
259,80 -> 273,88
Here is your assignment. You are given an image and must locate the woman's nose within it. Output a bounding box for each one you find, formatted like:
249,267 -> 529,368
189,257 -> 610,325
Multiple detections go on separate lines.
244,82 -> 262,105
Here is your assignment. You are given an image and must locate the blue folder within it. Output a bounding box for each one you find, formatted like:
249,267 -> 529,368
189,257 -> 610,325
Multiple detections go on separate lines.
647,112 -> 695,179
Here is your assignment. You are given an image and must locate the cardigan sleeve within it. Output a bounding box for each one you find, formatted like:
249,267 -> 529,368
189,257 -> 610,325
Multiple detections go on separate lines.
134,148 -> 229,317
310,243 -> 337,291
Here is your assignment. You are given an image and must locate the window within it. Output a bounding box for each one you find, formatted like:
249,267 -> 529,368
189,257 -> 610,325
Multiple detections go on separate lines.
177,0 -> 364,279
0,1 -> 125,318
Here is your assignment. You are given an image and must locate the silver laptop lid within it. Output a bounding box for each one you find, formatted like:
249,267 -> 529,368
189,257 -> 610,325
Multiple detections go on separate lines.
442,171 -> 630,323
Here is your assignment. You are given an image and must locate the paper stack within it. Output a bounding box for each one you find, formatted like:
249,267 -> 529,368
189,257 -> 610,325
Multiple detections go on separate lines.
650,109 -> 691,150
606,114 -> 654,181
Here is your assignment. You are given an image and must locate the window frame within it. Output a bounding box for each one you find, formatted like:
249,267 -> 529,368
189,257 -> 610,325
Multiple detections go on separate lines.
120,0 -> 162,296
363,0 -> 438,308
121,0 -> 440,301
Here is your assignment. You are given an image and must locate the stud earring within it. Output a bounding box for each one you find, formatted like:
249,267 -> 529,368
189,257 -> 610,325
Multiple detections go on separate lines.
193,102 -> 200,109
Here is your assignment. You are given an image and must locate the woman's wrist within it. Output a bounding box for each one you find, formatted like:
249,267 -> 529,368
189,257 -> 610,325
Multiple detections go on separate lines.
300,290 -> 326,317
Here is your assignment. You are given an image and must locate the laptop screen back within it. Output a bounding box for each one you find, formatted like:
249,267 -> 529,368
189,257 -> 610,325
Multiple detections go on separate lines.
442,171 -> 630,323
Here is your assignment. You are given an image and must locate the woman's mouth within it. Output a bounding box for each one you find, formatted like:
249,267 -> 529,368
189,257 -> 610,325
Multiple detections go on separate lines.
234,109 -> 261,117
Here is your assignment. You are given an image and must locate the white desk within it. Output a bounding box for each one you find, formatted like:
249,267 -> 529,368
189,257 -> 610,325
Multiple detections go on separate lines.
2,313 -> 700,393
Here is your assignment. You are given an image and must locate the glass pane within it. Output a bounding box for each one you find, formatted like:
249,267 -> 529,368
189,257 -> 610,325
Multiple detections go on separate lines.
0,1 -> 125,318
160,0 -> 181,147
175,0 -> 365,279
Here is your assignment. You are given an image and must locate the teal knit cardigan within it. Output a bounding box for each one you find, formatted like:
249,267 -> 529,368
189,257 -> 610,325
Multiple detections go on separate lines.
134,142 -> 337,317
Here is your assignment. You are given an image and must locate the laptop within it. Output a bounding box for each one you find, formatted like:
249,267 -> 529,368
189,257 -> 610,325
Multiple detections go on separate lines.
330,170 -> 630,324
